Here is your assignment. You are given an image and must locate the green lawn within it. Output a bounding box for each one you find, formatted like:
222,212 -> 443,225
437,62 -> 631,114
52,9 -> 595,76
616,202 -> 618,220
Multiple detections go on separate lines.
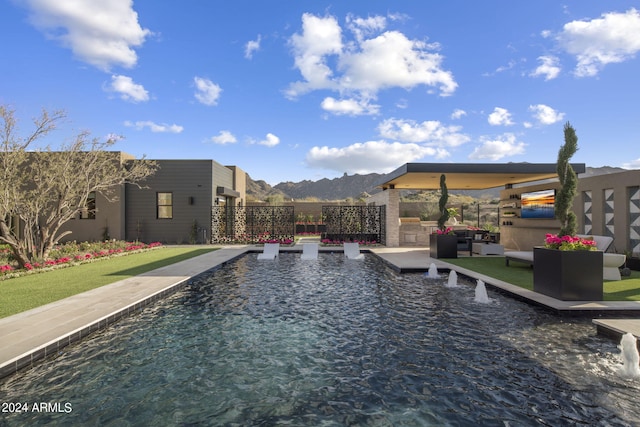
0,247 -> 216,318
444,256 -> 640,301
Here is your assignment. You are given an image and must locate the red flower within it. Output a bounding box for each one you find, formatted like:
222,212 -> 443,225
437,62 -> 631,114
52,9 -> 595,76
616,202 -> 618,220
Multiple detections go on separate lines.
544,233 -> 597,251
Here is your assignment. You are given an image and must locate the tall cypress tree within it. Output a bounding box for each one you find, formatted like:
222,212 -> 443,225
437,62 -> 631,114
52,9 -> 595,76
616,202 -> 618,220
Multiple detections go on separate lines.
437,174 -> 450,231
555,122 -> 579,237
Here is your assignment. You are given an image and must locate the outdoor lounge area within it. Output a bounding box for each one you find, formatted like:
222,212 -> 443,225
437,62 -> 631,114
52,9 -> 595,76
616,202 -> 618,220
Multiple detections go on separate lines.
367,164 -> 640,294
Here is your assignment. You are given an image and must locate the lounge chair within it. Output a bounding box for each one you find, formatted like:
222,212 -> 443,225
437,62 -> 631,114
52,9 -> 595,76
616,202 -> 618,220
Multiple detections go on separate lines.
505,251 -> 534,267
343,242 -> 364,260
257,243 -> 279,260
300,243 -> 319,260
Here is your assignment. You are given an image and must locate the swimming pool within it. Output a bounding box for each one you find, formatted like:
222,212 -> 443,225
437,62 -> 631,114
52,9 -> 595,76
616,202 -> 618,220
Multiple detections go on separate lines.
1,253 -> 639,425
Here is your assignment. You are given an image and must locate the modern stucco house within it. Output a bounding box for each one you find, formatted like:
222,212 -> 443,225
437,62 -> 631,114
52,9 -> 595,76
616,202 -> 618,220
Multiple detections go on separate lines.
58,154 -> 246,244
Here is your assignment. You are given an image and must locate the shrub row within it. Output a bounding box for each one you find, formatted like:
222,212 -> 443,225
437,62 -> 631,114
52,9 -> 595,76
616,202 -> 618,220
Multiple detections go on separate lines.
0,241 -> 162,278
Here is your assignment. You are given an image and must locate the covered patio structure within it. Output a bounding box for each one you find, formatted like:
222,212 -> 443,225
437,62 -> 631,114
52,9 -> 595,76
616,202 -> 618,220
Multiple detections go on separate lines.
368,162 -> 586,247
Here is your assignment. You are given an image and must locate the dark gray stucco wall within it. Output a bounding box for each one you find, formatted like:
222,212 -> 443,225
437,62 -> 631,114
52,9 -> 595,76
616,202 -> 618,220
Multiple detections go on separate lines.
125,160 -> 214,243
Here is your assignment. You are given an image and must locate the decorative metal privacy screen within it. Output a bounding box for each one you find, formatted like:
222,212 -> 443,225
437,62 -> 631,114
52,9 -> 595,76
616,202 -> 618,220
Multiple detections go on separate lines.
211,206 -> 295,244
321,205 -> 385,245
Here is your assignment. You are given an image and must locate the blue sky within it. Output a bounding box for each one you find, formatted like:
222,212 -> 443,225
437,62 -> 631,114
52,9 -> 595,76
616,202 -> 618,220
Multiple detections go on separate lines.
2,1 -> 639,185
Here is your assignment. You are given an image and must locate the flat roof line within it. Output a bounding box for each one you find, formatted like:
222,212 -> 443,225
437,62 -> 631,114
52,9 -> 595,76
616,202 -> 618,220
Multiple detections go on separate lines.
377,162 -> 586,190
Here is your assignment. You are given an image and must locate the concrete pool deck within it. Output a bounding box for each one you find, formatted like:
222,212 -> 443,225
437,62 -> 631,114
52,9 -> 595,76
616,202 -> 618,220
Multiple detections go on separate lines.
1,245 -> 639,380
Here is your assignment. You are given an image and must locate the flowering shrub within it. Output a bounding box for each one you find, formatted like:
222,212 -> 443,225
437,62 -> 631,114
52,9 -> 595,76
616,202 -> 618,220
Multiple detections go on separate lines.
258,238 -> 294,245
434,227 -> 455,235
321,239 -> 377,246
544,234 -> 597,251
0,241 -> 163,278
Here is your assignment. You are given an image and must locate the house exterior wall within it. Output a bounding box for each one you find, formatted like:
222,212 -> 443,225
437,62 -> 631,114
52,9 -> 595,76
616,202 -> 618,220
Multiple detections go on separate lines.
122,159 -> 247,244
58,188 -> 126,242
49,151 -> 132,243
577,169 -> 640,254
213,161 -> 234,198
226,165 -> 247,206
125,160 -> 215,244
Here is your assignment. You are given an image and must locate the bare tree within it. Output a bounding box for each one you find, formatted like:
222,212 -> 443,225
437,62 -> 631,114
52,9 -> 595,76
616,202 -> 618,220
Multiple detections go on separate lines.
0,106 -> 157,267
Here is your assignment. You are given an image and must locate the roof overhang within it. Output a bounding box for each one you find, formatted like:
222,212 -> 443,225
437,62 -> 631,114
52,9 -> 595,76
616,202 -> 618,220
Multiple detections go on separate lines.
216,186 -> 240,198
377,163 -> 586,190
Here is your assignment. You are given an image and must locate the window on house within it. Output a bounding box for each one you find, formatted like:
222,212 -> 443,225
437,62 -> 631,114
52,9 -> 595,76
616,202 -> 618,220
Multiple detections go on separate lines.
157,192 -> 173,219
80,191 -> 96,219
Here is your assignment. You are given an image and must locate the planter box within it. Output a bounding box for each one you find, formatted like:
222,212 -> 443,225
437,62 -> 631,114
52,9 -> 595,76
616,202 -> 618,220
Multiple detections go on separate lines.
430,234 -> 458,259
533,247 -> 603,301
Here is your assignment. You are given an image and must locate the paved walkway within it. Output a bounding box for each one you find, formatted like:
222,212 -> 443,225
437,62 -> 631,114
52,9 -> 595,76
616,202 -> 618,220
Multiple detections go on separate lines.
1,245 -> 638,380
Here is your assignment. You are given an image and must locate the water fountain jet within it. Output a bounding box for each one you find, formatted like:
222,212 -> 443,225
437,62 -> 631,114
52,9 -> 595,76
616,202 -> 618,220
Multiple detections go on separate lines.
618,332 -> 640,379
426,263 -> 439,279
474,279 -> 490,303
446,270 -> 458,288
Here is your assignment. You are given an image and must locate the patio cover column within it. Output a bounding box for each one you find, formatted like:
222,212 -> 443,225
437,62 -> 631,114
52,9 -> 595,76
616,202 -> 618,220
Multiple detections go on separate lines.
368,188 -> 400,247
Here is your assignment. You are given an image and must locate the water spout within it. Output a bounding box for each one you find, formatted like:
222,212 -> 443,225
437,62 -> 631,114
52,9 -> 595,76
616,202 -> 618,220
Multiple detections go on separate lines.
618,332 -> 640,379
474,279 -> 490,303
446,270 -> 458,288
426,263 -> 439,278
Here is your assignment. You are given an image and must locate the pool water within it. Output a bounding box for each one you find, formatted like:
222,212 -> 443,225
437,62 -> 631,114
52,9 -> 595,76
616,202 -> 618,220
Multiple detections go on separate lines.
1,253 -> 639,426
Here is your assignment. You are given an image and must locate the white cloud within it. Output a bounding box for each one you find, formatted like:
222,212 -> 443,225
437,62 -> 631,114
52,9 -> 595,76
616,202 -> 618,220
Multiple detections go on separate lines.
487,107 -> 514,126
106,75 -> 149,102
209,130 -> 237,145
469,133 -> 526,160
377,118 -> 470,147
124,120 -> 183,133
245,35 -> 261,59
306,140 -> 443,174
194,77 -> 222,106
451,109 -> 467,120
258,133 -> 280,147
529,104 -> 565,125
530,55 -> 561,80
495,60 -> 516,73
557,8 -> 640,77
395,98 -> 409,109
339,30 -> 457,96
286,13 -> 457,100
286,13 -> 343,97
346,14 -> 387,42
622,158 -> 640,169
321,97 -> 380,116
22,0 -> 150,71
